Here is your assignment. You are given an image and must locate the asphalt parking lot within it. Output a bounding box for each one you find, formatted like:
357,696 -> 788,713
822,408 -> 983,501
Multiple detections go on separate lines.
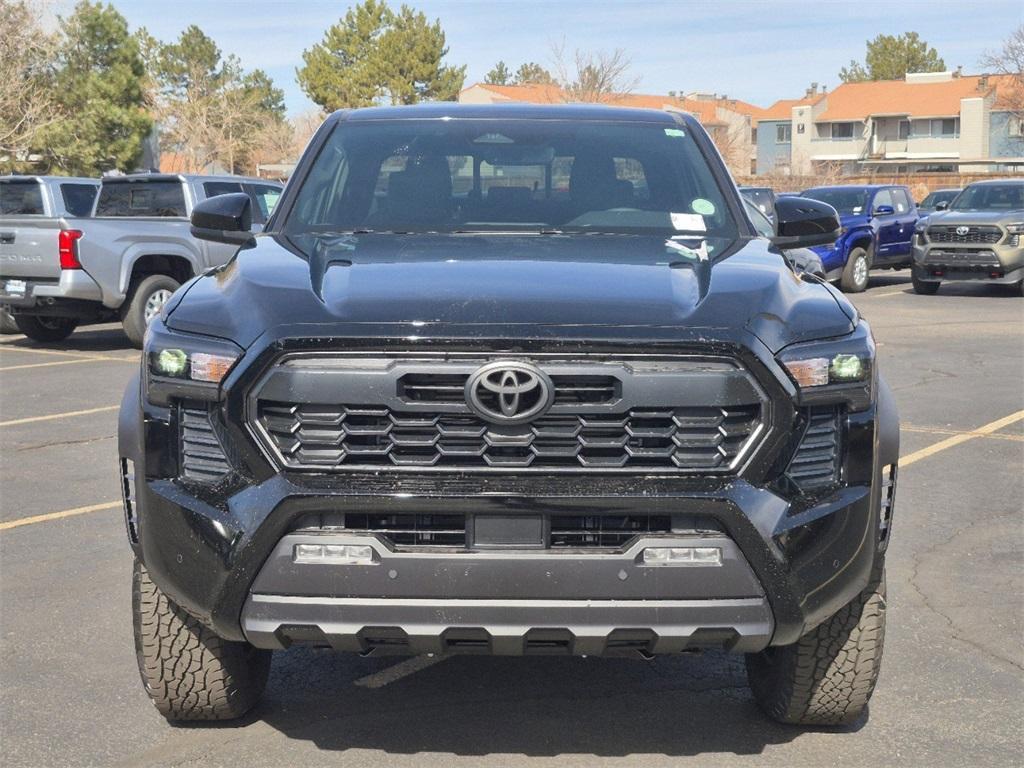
1,273 -> 1021,768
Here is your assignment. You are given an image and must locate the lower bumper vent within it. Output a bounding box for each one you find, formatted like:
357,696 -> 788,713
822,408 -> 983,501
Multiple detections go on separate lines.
786,406 -> 842,491
180,405 -> 231,482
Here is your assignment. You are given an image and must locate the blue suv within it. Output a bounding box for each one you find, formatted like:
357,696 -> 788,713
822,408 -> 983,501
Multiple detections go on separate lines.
800,185 -> 919,292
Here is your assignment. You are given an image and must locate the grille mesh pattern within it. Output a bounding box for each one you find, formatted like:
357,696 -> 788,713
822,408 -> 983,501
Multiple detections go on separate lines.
927,226 -> 1002,244
786,407 -> 842,490
180,406 -> 231,482
258,402 -> 761,471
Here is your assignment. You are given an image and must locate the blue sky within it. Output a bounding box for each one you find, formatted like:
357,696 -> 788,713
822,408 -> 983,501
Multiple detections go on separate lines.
83,0 -> 1022,115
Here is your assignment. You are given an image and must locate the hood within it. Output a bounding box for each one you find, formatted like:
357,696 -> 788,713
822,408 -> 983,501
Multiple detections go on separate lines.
167,233 -> 855,354
925,209 -> 1024,226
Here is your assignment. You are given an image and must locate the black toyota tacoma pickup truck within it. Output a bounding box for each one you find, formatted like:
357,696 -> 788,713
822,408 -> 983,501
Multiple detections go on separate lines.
119,104 -> 899,726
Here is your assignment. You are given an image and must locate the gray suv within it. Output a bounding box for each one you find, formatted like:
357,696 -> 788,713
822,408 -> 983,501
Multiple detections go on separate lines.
912,179 -> 1024,295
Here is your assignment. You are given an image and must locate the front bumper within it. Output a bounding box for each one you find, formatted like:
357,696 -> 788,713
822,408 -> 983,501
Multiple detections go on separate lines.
912,242 -> 1024,284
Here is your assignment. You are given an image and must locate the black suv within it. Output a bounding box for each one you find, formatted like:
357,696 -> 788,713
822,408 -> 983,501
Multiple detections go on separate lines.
120,104 -> 899,726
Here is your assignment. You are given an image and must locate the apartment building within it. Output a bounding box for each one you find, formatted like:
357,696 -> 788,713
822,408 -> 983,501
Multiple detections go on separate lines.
756,72 -> 1024,176
458,83 -> 761,173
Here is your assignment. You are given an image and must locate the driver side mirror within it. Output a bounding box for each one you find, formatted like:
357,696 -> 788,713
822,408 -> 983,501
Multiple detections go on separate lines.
770,196 -> 841,250
935,201 -> 949,211
873,204 -> 895,216
190,193 -> 254,246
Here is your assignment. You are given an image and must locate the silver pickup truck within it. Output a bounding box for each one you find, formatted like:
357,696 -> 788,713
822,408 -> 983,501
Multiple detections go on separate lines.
0,173 -> 282,345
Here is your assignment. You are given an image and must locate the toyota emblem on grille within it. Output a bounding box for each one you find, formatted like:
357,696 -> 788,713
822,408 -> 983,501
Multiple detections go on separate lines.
465,361 -> 554,424
956,226 -> 971,236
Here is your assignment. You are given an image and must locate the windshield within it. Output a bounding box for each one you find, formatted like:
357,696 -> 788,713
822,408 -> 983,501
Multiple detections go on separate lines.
284,119 -> 736,240
800,188 -> 869,217
949,183 -> 1024,212
920,190 -> 958,208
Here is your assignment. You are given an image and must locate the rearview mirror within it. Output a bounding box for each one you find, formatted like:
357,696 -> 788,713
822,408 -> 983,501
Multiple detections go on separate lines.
190,193 -> 254,246
770,196 -> 841,250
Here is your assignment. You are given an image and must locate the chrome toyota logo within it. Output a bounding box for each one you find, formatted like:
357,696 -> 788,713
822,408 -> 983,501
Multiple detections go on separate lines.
465,361 -> 554,424
956,226 -> 970,236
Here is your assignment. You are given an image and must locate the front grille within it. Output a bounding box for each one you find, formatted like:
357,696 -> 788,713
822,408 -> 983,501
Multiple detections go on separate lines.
180,406 -> 231,482
786,407 -> 842,490
927,225 -> 1003,244
257,402 -> 761,471
549,514 -> 671,548
398,372 -> 619,406
303,512 -> 672,550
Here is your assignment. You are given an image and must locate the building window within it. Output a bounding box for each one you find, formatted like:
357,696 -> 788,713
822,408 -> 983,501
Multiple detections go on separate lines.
776,124 -> 792,143
931,118 -> 958,137
831,122 -> 856,139
898,120 -> 910,140
797,123 -> 805,134
1009,116 -> 1024,137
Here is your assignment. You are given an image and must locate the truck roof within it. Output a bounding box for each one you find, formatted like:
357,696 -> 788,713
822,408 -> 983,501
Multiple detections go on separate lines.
0,175 -> 99,185
337,102 -> 684,125
101,173 -> 279,185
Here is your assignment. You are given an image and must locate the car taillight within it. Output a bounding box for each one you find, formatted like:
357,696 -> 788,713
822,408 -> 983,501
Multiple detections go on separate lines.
59,229 -> 83,269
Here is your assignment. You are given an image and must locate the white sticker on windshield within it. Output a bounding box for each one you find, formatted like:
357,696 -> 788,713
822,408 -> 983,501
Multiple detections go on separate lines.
670,212 -> 706,232
691,198 -> 716,216
664,128 -> 686,138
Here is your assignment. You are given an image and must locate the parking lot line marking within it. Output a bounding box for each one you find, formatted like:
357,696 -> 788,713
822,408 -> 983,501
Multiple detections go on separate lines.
0,501 -> 120,532
902,424 -> 1024,443
901,410 -> 1024,467
0,346 -> 131,362
0,358 -> 108,372
0,405 -> 120,428
871,288 -> 908,298
353,655 -> 446,689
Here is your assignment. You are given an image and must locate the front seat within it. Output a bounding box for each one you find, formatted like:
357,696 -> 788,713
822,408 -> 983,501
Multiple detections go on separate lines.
384,156 -> 453,228
569,154 -> 633,212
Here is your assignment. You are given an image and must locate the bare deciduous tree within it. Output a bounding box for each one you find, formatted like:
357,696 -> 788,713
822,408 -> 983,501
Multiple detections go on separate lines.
980,25 -> 1024,120
0,0 -> 62,171
551,42 -> 639,104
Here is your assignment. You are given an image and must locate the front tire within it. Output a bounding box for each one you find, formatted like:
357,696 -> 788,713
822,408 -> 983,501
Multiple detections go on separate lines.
746,565 -> 886,726
122,274 -> 180,348
132,560 -> 271,721
912,273 -> 940,295
840,247 -> 870,293
13,315 -> 78,343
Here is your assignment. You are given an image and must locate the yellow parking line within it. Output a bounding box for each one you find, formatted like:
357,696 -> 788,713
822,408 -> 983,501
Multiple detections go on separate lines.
903,424 -> 1024,442
902,410 -> 1024,467
0,404 -> 120,427
0,346 -> 132,362
0,358 -> 106,372
0,501 -> 120,532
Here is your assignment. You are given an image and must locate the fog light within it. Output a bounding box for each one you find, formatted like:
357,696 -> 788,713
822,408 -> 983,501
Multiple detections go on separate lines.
642,547 -> 722,566
294,543 -> 375,564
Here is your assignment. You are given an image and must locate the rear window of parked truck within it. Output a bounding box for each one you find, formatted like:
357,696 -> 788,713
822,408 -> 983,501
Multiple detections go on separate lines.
95,181 -> 187,217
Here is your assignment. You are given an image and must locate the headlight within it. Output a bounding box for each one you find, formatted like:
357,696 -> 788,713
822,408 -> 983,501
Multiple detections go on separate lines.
1005,223 -> 1024,235
914,222 -> 927,235
144,318 -> 242,405
776,323 -> 875,411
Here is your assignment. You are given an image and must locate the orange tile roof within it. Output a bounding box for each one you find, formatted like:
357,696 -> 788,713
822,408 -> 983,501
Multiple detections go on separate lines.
757,96 -> 822,122
815,74 -> 1017,121
464,83 -> 733,126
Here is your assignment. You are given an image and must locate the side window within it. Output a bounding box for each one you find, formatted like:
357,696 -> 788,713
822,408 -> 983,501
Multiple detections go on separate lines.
248,184 -> 283,223
203,181 -> 243,199
890,188 -> 911,214
60,184 -> 98,217
872,189 -> 894,213
744,199 -> 774,238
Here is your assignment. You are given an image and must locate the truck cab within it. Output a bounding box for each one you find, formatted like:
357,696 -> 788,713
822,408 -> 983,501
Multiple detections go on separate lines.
800,184 -> 918,292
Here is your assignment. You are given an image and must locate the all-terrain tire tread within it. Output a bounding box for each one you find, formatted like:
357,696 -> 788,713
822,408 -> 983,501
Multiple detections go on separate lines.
132,560 -> 270,721
746,566 -> 886,726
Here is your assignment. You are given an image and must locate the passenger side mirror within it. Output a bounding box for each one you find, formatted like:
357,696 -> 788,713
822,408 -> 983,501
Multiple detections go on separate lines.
873,204 -> 895,216
770,196 -> 841,250
190,193 -> 254,246
935,201 -> 949,211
